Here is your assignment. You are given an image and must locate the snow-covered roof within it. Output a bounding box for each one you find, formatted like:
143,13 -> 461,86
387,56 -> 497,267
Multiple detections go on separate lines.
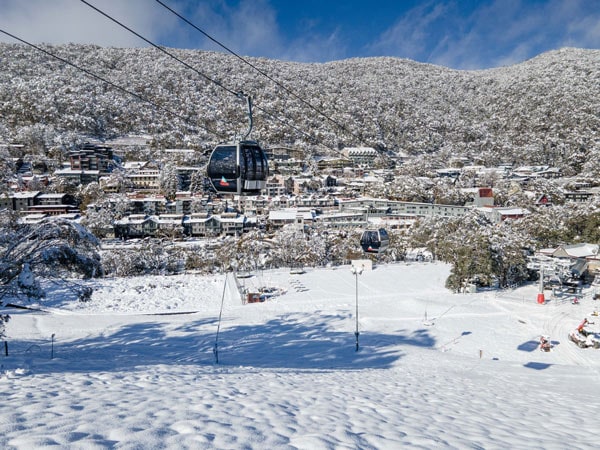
122,161 -> 148,170
554,243 -> 599,259
217,215 -> 245,224
54,168 -> 100,175
11,191 -> 40,199
37,193 -> 68,199
269,209 -> 314,221
494,207 -> 530,216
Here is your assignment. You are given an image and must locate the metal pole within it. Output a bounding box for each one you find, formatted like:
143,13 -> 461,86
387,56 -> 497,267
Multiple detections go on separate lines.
355,270 -> 359,351
352,264 -> 363,351
214,271 -> 228,364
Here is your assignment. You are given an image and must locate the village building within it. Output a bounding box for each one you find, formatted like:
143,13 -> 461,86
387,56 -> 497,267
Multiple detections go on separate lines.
344,147 -> 378,168
267,208 -> 315,230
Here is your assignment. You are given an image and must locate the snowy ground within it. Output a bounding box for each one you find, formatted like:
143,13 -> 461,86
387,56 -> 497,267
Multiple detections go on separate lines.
2,262 -> 600,449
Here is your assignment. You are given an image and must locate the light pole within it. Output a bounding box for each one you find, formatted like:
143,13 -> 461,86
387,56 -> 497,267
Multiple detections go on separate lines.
351,264 -> 364,351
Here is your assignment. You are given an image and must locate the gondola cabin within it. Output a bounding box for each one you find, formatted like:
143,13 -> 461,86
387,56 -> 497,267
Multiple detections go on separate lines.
360,228 -> 389,254
207,140 -> 269,195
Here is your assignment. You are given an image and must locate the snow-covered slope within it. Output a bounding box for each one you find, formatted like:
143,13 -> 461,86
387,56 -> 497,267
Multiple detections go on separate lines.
2,262 -> 599,448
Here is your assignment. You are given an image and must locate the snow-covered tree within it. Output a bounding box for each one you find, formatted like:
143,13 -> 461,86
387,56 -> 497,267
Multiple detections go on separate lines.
76,181 -> 103,210
158,162 -> 178,199
0,147 -> 15,195
102,241 -> 185,277
82,194 -> 130,238
189,169 -> 206,194
0,215 -> 103,303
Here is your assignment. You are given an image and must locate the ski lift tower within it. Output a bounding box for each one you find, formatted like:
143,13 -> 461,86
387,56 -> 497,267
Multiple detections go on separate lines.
527,255 -> 571,304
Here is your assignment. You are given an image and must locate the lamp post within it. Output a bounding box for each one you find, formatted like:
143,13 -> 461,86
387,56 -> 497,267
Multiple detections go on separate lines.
351,264 -> 364,351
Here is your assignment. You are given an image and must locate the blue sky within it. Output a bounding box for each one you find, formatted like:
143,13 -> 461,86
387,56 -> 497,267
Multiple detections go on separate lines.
0,0 -> 598,69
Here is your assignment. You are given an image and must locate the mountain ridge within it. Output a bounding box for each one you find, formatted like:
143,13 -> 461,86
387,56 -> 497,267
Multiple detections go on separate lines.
0,44 -> 598,173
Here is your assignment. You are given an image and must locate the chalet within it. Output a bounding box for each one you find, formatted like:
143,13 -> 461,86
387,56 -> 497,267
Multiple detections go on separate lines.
265,175 -> 286,197
237,195 -> 269,216
552,243 -> 599,260
564,190 -> 593,203
492,207 -> 530,222
127,193 -> 168,215
69,143 -> 114,172
317,211 -> 366,229
268,208 -> 315,230
0,191 -> 39,211
475,206 -> 530,223
219,213 -> 245,236
37,193 -> 77,207
53,165 -> 101,184
535,194 -> 552,207
270,157 -> 305,175
126,161 -> 161,191
552,243 -> 598,280
463,187 -> 494,208
265,146 -> 305,161
268,195 -> 291,209
169,191 -> 207,215
316,156 -> 352,171
344,147 -> 378,168
155,214 -> 184,236
114,214 -> 159,239
54,143 -> 116,185
295,194 -> 336,211
435,168 -> 461,179
537,167 -> 562,179
266,148 -> 306,175
183,213 -> 220,237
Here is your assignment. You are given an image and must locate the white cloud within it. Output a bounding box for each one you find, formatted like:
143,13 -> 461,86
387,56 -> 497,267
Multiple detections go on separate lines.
180,0 -> 345,63
172,0 -> 283,58
368,0 -> 600,70
367,1 -> 451,62
0,0 -> 179,47
0,0 -> 341,63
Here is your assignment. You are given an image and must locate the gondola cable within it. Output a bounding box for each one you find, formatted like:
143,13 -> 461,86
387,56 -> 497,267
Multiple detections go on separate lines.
153,0 -> 393,168
154,0 -> 361,145
0,28 -> 223,140
80,0 -> 239,99
79,0 -> 317,145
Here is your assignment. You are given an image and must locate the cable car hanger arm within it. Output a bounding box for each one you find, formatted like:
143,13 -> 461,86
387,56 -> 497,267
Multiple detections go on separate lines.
237,92 -> 253,141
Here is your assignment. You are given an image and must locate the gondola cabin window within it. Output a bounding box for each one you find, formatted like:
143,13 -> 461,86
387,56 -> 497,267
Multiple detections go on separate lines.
360,228 -> 389,254
207,141 -> 269,194
207,145 -> 238,193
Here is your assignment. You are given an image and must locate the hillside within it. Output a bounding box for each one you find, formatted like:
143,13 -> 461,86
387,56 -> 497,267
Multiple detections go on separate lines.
0,44 -> 599,172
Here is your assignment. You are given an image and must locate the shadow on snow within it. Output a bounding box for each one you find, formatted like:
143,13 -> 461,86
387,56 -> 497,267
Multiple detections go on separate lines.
3,313 -> 436,374
517,340 -> 541,352
523,362 -> 553,370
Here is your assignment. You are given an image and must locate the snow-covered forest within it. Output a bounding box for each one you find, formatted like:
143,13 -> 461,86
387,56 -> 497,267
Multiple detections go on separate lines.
0,44 -> 598,172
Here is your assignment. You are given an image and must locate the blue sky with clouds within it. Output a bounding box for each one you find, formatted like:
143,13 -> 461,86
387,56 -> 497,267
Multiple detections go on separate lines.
0,0 -> 598,69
